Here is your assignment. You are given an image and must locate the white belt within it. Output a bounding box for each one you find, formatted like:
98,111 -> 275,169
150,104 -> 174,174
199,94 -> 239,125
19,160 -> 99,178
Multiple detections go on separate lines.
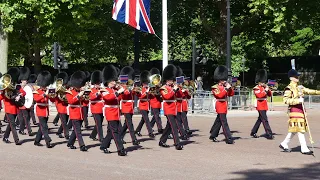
90,100 -> 104,103
36,103 -> 49,106
163,100 -> 176,102
104,105 -> 119,108
122,100 -> 134,102
176,98 -> 183,100
69,105 -> 83,108
215,99 -> 227,102
182,99 -> 188,101
256,98 -> 267,100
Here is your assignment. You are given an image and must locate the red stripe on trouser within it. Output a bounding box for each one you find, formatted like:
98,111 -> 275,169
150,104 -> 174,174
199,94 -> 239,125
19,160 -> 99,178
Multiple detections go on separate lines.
174,116 -> 183,136
153,109 -> 161,129
38,118 -> 45,140
72,121 -> 82,146
59,114 -> 68,136
93,114 -> 101,140
219,114 -> 229,139
166,116 -> 178,144
6,114 -> 14,139
142,112 -> 151,134
181,113 -> 186,128
258,111 -> 269,134
110,125 -> 120,150
124,115 -> 134,141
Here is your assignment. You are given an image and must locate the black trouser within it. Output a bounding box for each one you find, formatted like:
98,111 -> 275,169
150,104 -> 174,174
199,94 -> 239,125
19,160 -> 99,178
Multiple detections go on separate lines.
210,113 -> 232,140
57,113 -> 69,138
35,117 -> 51,144
181,111 -> 190,130
120,113 -> 137,142
68,120 -> 85,147
19,109 -> 32,134
15,111 -> 20,126
160,115 -> 180,145
3,113 -> 19,142
251,110 -> 273,135
82,106 -> 89,127
176,112 -> 187,137
90,113 -> 104,141
150,108 -> 163,130
135,110 -> 153,134
100,121 -> 124,151
30,105 -> 37,124
52,113 -> 60,124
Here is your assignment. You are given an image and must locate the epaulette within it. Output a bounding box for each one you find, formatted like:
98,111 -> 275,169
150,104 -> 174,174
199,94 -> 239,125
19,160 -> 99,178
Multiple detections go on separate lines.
160,85 -> 166,90
65,90 -> 72,95
253,85 -> 259,90
32,90 -> 39,94
211,84 -> 218,89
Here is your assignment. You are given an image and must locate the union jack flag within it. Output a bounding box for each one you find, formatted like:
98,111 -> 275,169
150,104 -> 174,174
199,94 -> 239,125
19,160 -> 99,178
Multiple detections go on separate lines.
232,77 -> 238,83
176,76 -> 184,84
267,79 -> 276,86
112,0 -> 155,34
119,75 -> 129,83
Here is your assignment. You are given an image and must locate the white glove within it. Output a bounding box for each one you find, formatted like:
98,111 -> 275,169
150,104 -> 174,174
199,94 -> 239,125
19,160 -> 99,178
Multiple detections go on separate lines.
117,87 -> 125,94
78,91 -> 84,97
145,87 -> 150,93
299,97 -> 304,103
182,89 -> 186,93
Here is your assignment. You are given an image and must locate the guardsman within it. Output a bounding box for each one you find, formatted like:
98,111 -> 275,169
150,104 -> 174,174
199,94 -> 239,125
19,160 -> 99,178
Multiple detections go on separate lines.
88,70 -> 104,142
54,72 -> 70,140
82,71 -> 91,129
0,67 -> 23,145
149,68 -> 163,133
33,71 -> 55,148
17,67 -> 35,136
175,66 -> 188,140
279,68 -> 320,155
181,75 -> 192,135
250,69 -> 274,139
158,65 -> 183,150
65,71 -> 88,151
135,70 -> 155,138
99,65 -> 127,156
28,74 -> 38,125
209,65 -> 235,144
119,66 -> 140,145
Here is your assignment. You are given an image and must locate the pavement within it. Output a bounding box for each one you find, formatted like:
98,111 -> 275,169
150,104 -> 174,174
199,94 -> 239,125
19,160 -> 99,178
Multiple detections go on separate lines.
0,109 -> 320,180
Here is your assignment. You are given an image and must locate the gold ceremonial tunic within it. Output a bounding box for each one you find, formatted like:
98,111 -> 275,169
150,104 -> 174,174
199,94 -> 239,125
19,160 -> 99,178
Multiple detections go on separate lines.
283,81 -> 320,132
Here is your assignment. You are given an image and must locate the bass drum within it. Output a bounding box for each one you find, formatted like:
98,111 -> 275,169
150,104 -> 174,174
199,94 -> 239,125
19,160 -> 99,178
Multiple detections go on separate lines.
23,85 -> 34,109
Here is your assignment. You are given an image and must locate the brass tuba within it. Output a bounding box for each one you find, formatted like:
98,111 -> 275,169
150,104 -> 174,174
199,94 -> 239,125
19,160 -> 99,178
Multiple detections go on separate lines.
55,78 -> 68,102
0,74 -> 15,91
149,74 -> 161,95
0,74 -> 25,106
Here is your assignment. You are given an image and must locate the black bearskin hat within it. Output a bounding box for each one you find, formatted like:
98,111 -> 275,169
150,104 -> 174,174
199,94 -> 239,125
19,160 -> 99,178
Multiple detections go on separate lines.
0,72 -> 2,78
140,70 -> 150,84
288,69 -> 300,77
6,67 -> 20,84
120,66 -> 134,80
91,70 -> 102,85
56,72 -> 69,85
213,65 -> 228,81
85,71 -> 91,82
70,71 -> 86,88
115,67 -> 120,76
28,74 -> 37,83
102,64 -> 118,85
18,66 -> 31,82
255,69 -> 267,83
37,71 -> 52,87
162,64 -> 177,82
150,68 -> 160,75
176,66 -> 183,77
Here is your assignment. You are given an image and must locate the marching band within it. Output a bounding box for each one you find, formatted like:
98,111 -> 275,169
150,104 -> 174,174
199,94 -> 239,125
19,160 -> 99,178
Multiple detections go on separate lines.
0,62 -> 317,156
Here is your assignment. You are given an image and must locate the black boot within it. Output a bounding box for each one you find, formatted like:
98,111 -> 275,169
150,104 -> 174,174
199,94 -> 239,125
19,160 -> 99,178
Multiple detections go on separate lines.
135,132 -> 142,137
15,140 -> 21,145
80,145 -> 88,152
3,138 -> 11,143
56,133 -> 64,138
100,146 -> 111,154
266,134 -> 274,140
225,138 -> 234,144
118,149 -> 127,156
19,131 -> 26,135
121,139 -> 127,144
158,129 -> 163,134
149,133 -> 155,138
175,144 -> 183,150
159,141 -> 170,148
250,132 -> 259,138
132,140 -> 140,145
90,136 -> 99,141
46,142 -> 54,148
34,142 -> 43,146
67,144 -> 76,149
209,136 -> 219,142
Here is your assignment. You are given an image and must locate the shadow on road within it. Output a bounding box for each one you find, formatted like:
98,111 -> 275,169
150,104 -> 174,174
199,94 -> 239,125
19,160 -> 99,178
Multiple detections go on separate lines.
231,162 -> 320,180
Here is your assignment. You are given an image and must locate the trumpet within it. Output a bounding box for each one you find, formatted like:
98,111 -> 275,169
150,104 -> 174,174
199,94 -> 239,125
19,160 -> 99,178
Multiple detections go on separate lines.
82,82 -> 91,100
182,80 -> 196,95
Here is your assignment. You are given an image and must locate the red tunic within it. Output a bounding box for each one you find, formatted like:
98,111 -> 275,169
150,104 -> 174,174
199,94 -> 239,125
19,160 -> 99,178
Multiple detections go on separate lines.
160,85 -> 176,116
89,88 -> 104,114
120,87 -> 134,114
66,89 -> 84,120
82,99 -> 89,107
55,97 -> 68,114
253,85 -> 272,110
175,89 -> 183,112
0,90 -> 18,115
102,87 -> 120,121
137,87 -> 149,111
18,88 -> 27,110
33,89 -> 54,117
212,84 -> 234,114
182,90 -> 191,112
149,94 -> 162,109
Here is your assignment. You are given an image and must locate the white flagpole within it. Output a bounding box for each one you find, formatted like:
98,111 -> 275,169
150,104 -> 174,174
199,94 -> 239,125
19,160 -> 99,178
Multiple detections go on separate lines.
162,0 -> 168,70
